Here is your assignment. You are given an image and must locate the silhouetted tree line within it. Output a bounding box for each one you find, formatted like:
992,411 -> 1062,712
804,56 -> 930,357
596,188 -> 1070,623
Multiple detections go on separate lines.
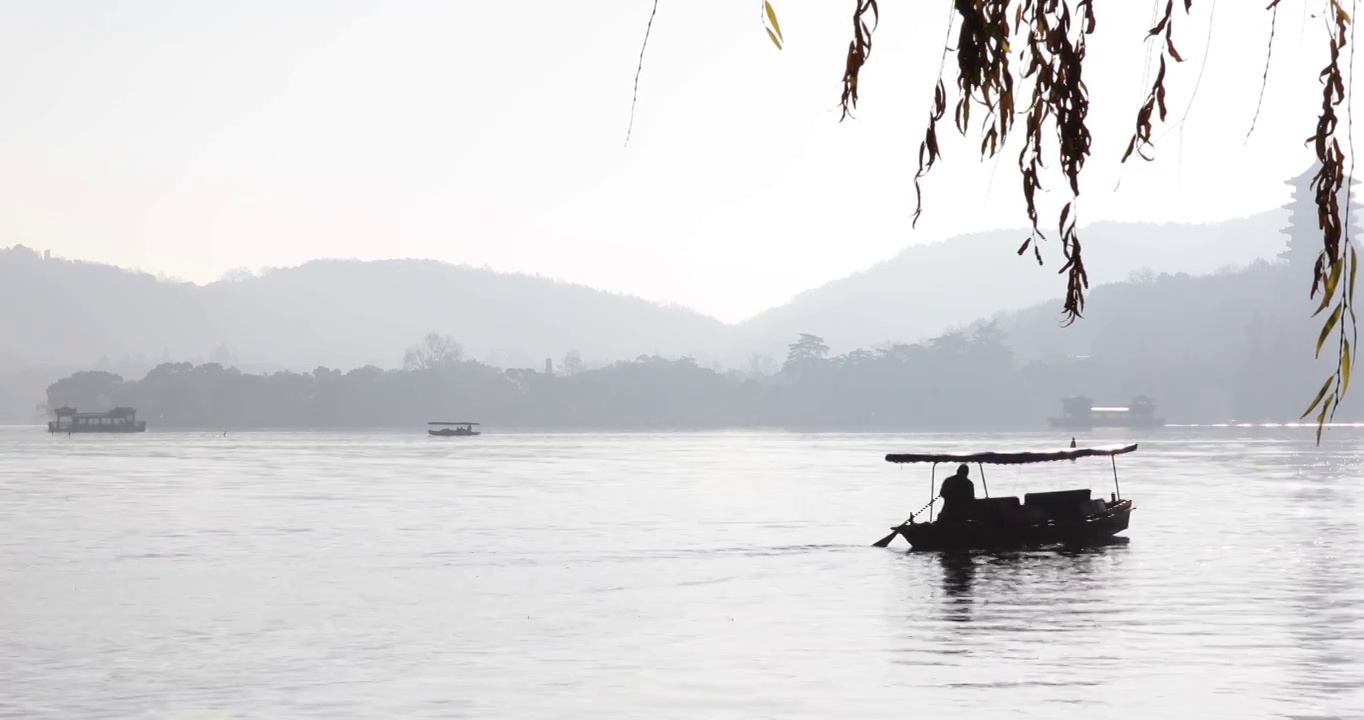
13,162 -> 1358,431
44,322 -> 1088,430
47,194 -> 1364,436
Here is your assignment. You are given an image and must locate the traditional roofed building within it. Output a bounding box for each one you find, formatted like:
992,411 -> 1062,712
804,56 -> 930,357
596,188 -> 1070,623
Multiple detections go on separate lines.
1280,163 -> 1363,268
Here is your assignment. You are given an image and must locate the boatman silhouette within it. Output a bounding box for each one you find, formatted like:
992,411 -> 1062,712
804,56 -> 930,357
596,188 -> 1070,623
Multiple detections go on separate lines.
937,464 -> 976,523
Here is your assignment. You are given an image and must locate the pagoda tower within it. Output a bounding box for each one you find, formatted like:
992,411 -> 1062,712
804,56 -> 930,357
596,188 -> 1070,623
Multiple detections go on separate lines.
1279,163 -> 1363,268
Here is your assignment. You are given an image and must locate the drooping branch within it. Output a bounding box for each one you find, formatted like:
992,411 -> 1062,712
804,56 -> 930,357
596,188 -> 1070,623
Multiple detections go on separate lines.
900,1 -> 1097,323
622,0 -> 1359,440
1017,0 -> 1095,324
1122,0 -> 1189,164
1301,0 -> 1358,441
912,80 -> 948,227
624,0 -> 662,148
840,0 -> 879,121
1245,1 -> 1279,141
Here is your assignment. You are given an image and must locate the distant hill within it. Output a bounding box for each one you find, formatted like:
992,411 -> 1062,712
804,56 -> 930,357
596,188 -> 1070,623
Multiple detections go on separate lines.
43,258 -> 1358,430
11,203 -> 1354,426
991,256 -> 1343,423
0,210 -> 1291,381
730,212 -> 1287,359
980,166 -> 1359,423
0,247 -> 735,372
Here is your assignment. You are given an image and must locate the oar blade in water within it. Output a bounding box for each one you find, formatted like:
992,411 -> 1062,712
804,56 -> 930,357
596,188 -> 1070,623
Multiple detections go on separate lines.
871,528 -> 900,548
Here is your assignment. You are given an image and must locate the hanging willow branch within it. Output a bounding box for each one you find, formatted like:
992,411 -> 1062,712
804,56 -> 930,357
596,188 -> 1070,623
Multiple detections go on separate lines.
1123,0 -> 1186,164
835,0 -> 1357,440
1299,0 -> 1357,443
625,0 -> 1359,441
898,0 -> 1095,323
840,0 -> 878,120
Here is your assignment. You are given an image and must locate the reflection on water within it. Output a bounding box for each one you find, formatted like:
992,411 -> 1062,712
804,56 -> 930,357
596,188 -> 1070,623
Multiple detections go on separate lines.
921,545 -> 1129,631
0,427 -> 1361,719
939,552 -> 976,609
1284,447 -> 1363,711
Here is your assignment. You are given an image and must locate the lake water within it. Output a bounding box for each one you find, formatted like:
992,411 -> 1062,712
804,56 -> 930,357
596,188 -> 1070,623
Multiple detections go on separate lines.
0,427 -> 1361,719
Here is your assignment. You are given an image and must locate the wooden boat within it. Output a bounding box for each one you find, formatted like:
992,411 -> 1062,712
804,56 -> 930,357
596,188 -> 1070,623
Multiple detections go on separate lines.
1047,395 -> 1164,430
428,422 -> 480,437
48,406 -> 147,434
873,443 -> 1137,552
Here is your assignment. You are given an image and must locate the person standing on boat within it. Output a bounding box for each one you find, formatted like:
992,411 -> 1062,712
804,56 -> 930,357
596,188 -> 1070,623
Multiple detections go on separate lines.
937,464 -> 976,523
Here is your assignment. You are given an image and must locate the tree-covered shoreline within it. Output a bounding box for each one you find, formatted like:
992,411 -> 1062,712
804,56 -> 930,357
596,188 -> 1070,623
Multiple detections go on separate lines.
35,170 -> 1360,431
45,309 -> 1351,431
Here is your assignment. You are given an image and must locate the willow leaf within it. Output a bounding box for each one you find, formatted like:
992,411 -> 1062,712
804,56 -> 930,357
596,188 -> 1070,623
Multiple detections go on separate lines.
1317,303 -> 1344,357
1302,375 -> 1335,418
1350,246 -> 1359,302
763,0 -> 784,44
1315,395 -> 1334,443
1317,259 -> 1345,316
1344,339 -> 1353,396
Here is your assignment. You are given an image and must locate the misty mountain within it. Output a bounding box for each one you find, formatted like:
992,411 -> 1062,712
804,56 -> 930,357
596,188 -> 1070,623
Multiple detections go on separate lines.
731,211 -> 1287,359
986,165 -> 1355,422
0,247 -> 734,372
0,210 -> 1288,388
993,256 -> 1335,423
46,268 -> 1361,430
23,201 -> 1360,427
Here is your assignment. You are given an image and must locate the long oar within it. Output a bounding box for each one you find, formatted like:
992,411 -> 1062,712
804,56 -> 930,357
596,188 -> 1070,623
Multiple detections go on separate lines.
872,498 -> 936,548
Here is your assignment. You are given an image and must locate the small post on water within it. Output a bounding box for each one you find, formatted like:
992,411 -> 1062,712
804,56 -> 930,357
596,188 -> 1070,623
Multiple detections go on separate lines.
1111,456 -> 1122,501
977,462 -> 989,499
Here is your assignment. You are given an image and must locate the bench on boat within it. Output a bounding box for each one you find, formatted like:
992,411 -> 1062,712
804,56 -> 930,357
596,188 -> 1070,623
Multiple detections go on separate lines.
964,489 -> 1107,524
968,496 -> 1021,523
1024,489 -> 1094,521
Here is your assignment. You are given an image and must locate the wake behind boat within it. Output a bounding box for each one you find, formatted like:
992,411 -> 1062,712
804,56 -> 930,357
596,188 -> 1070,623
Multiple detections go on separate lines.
428,422 -> 480,437
873,443 -> 1137,552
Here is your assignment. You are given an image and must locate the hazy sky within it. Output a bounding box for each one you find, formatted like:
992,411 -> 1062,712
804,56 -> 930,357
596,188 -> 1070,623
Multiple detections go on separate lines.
0,1 -> 1350,321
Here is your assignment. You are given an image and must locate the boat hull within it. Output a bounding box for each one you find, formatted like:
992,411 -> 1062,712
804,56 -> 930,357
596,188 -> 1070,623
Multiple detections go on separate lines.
893,499 -> 1133,552
428,428 -> 480,437
1047,417 -> 1163,430
48,421 -> 146,434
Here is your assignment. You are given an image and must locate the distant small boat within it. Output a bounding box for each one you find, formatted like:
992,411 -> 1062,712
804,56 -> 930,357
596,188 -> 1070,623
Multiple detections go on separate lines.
48,406 -> 147,434
428,422 -> 480,437
1047,394 -> 1164,430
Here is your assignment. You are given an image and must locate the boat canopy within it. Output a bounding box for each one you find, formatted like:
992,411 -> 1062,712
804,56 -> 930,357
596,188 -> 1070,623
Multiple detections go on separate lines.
428,421 -> 480,425
885,443 -> 1138,465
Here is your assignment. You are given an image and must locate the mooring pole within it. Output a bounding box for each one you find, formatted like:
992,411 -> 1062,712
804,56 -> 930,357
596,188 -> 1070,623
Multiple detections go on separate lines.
1111,456 -> 1121,501
929,463 -> 937,523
